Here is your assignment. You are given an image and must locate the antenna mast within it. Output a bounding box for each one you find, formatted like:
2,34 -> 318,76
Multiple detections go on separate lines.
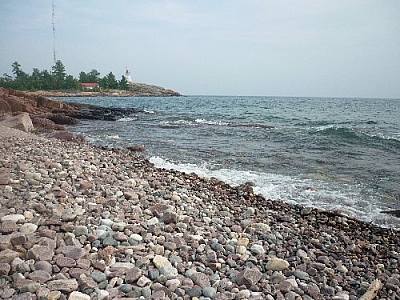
52,0 -> 57,63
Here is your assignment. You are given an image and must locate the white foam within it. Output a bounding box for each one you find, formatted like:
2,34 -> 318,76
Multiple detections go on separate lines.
144,109 -> 155,114
149,156 -> 400,228
117,117 -> 136,122
195,119 -> 229,126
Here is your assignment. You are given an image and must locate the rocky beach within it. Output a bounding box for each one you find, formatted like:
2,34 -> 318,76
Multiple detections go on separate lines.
0,89 -> 399,299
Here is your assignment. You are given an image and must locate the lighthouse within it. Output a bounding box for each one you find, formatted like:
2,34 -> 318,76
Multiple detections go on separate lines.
125,68 -> 132,83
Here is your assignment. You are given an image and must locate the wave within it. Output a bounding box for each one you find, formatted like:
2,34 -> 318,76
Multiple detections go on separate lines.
144,109 -> 156,114
195,119 -> 229,126
148,156 -> 399,228
117,117 -> 137,122
158,118 -> 274,130
312,125 -> 400,147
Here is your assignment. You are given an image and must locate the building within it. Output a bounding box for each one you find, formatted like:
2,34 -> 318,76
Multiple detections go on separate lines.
81,83 -> 99,90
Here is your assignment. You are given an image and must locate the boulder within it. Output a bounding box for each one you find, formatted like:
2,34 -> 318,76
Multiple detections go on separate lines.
0,112 -> 34,132
0,99 -> 12,115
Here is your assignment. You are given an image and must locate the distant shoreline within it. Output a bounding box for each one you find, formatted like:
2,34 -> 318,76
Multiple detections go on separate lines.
25,90 -> 181,98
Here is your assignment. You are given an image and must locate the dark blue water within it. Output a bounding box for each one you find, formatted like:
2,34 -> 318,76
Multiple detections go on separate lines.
59,96 -> 400,228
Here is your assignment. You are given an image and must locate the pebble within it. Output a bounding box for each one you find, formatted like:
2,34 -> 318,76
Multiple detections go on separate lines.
1,214 -> 25,222
153,255 -> 171,268
19,223 -> 38,235
0,135 -> 397,300
265,257 -> 290,271
68,291 -> 90,300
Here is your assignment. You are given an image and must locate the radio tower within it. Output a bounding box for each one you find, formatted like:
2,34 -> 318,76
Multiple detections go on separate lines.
52,0 -> 57,63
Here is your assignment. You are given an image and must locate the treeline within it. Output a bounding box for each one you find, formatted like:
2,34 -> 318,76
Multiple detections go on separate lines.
0,60 -> 129,91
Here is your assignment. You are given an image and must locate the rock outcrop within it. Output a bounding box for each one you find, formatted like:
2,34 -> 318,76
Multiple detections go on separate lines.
26,82 -> 181,98
0,88 -> 139,135
0,112 -> 34,132
0,88 -> 72,116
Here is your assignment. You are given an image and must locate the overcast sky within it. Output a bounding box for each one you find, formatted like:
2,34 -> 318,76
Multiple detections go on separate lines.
1,1 -> 399,98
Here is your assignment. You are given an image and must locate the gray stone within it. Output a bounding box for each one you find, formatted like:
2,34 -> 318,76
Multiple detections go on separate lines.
120,284 -> 133,293
74,226 -> 89,236
159,266 -> 178,279
294,269 -> 310,281
28,270 -> 52,284
0,262 -> 11,275
203,286 -> 217,297
250,244 -> 265,255
90,271 -> 107,283
47,279 -> 79,292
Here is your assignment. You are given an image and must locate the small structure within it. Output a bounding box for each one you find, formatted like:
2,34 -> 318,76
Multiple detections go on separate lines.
81,83 -> 99,91
125,68 -> 132,83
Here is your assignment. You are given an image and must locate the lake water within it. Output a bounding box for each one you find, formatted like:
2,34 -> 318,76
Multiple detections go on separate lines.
59,96 -> 400,228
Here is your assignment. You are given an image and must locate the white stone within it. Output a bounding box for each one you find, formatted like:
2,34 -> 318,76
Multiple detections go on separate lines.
96,289 -> 109,300
265,257 -> 290,271
147,217 -> 159,226
126,178 -> 137,187
236,245 -> 247,255
130,233 -> 143,242
336,264 -> 348,273
24,211 -> 34,220
171,194 -> 181,201
110,262 -> 136,269
19,223 -> 38,235
100,219 -> 114,227
49,162 -> 63,170
1,214 -> 25,222
153,255 -> 171,269
68,291 -> 90,300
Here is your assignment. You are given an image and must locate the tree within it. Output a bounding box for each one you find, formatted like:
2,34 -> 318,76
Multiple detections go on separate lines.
119,75 -> 129,90
0,73 -> 13,89
100,72 -> 118,90
79,69 -> 100,83
11,61 -> 29,89
39,70 -> 54,90
88,69 -> 100,83
12,61 -> 23,78
52,60 -> 66,89
64,75 -> 79,90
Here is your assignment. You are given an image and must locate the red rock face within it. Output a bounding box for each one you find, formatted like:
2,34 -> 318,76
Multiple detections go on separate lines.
0,88 -> 75,116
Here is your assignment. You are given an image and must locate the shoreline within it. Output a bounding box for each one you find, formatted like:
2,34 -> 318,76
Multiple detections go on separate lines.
0,128 -> 399,299
25,88 -> 181,98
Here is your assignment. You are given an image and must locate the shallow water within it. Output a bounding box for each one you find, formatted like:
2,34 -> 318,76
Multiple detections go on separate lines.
59,96 -> 400,228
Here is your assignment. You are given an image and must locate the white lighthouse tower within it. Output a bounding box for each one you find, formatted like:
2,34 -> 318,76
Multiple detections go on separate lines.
125,67 -> 132,83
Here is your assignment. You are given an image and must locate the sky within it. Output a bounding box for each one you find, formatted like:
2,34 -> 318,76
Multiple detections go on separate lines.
0,1 -> 399,98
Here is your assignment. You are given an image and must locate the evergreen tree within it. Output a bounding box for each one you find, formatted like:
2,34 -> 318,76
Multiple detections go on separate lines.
11,61 -> 29,89
51,60 -> 66,89
119,75 -> 129,90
